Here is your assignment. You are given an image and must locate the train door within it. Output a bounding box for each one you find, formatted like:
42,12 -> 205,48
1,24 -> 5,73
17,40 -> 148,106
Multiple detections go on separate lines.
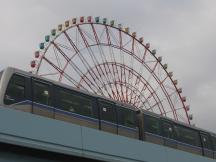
174,124 -> 202,155
161,119 -> 177,149
54,86 -> 99,129
98,100 -> 117,134
200,132 -> 214,158
4,74 -> 31,113
117,106 -> 139,139
143,115 -> 163,145
31,79 -> 54,118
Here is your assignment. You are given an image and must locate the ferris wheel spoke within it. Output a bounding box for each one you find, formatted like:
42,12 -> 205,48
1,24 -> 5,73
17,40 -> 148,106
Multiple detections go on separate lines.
63,31 -> 81,53
91,24 -> 119,94
131,37 -> 135,54
118,34 -> 126,102
53,46 -> 63,70
146,97 -> 167,115
128,86 -> 140,104
162,87 -> 178,120
79,25 -> 97,43
142,48 -> 148,63
142,92 -> 164,115
133,96 -> 149,109
79,64 -> 118,99
150,77 -> 177,118
117,63 -> 153,109
134,80 -> 165,114
102,29 -> 123,99
77,26 -> 118,99
136,97 -> 152,111
120,65 -> 126,102
128,39 -> 137,102
161,106 -> 185,117
122,39 -> 132,48
63,31 -> 110,94
128,86 -> 142,105
130,39 -> 135,68
151,61 -> 159,74
143,79 -> 165,103
91,24 -> 100,45
55,42 -> 75,51
144,62 -> 159,85
52,41 -> 104,93
115,81 -> 150,109
109,29 -> 120,47
105,25 -> 111,45
42,56 -> 78,87
132,78 -> 144,105
119,29 -> 123,49
96,45 -> 118,95
101,28 -> 122,95
98,64 -> 124,100
98,25 -> 106,41
63,31 -> 97,75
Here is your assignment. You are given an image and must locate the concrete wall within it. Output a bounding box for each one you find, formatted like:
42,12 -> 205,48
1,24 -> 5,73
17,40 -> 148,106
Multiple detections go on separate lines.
0,107 -> 215,162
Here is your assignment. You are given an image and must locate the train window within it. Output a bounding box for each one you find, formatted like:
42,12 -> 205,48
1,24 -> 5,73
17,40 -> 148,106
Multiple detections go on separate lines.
100,101 -> 117,123
4,75 -> 26,105
161,120 -> 174,139
174,125 -> 201,147
56,88 -> 93,117
33,81 -> 51,106
200,133 -> 212,150
144,115 -> 160,135
117,107 -> 136,128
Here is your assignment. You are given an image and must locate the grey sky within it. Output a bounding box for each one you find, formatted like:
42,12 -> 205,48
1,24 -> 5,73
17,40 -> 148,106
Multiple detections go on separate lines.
0,0 -> 216,132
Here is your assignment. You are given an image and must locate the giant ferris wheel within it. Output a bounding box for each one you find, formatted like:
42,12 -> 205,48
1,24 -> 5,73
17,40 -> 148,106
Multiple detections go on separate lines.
30,16 -> 192,124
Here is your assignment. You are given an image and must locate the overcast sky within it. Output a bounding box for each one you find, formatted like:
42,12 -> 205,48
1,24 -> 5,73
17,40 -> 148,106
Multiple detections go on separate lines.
0,0 -> 216,132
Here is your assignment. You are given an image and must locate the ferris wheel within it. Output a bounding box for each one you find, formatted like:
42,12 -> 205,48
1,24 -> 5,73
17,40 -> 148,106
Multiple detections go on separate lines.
31,16 -> 192,124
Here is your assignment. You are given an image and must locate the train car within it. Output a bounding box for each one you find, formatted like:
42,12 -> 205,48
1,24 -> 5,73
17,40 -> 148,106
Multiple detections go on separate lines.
0,67 -> 215,160
0,67 -> 139,139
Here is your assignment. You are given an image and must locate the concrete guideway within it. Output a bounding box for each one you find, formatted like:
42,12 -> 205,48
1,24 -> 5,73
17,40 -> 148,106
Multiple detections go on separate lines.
0,107 -> 215,162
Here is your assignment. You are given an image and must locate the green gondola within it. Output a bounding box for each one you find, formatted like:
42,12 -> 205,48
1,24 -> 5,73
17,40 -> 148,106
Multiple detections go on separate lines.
51,29 -> 56,36
95,17 -> 100,23
39,43 -> 44,50
45,35 -> 50,42
103,18 -> 107,24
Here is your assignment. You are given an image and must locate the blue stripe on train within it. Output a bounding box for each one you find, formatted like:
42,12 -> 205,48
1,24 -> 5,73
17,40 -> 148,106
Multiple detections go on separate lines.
33,102 -> 99,123
13,100 -> 137,132
145,132 -> 202,151
98,120 -> 138,132
54,108 -> 98,123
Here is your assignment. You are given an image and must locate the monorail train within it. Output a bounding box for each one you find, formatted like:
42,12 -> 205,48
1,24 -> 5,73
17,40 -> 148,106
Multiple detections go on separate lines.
0,67 -> 215,159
